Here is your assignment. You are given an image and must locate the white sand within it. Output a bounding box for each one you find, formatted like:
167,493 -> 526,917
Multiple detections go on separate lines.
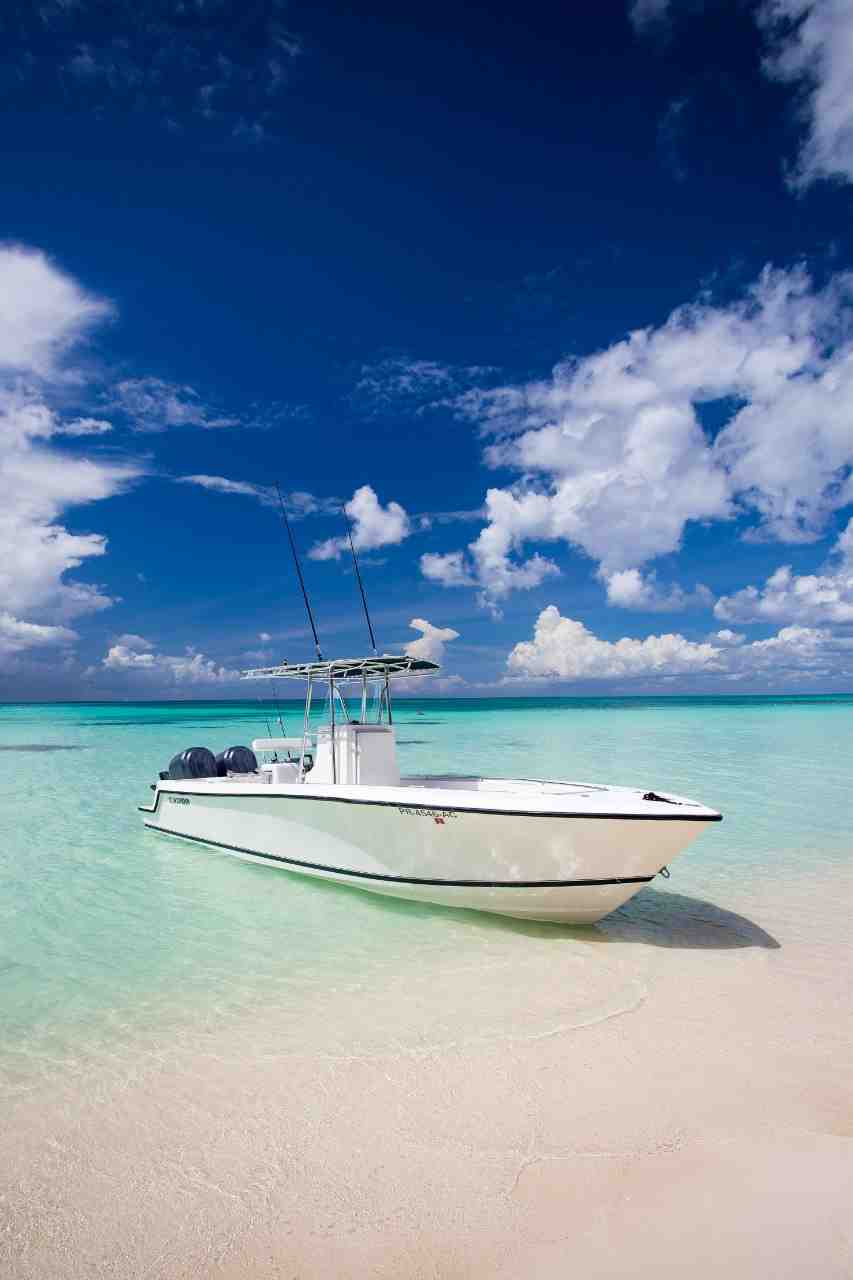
3,872 -> 852,1279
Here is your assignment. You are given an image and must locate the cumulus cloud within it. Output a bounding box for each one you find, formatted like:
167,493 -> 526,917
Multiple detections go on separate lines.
713,628 -> 746,645
738,623 -> 853,679
404,617 -> 460,665
714,519 -> 853,623
420,551 -> 478,588
428,264 -> 853,607
508,607 -> 721,680
114,633 -> 153,651
420,489 -> 561,613
309,485 -> 411,560
0,247 -> 142,669
102,642 -> 237,684
760,0 -> 853,188
715,564 -> 853,624
507,606 -> 852,682
603,568 -> 712,611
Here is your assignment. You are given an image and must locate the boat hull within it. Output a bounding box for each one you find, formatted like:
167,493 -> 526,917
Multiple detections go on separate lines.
140,781 -> 718,923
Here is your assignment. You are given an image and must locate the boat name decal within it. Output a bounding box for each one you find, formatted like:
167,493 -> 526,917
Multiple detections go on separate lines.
398,806 -> 458,823
168,796 -> 191,805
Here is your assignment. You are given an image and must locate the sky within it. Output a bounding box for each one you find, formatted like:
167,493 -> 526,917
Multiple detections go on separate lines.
2,0 -> 853,697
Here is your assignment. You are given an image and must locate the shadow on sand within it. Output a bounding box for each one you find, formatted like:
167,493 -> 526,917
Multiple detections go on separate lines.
247,857 -> 781,952
582,887 -> 779,950
447,886 -> 781,951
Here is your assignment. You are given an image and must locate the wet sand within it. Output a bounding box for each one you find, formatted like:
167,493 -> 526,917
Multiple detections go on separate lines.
3,872 -> 852,1279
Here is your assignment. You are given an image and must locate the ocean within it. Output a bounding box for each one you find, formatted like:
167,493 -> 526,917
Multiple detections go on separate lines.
2,695 -> 852,1277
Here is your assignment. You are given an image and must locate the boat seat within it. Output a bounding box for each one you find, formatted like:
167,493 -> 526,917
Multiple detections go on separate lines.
269,762 -> 299,784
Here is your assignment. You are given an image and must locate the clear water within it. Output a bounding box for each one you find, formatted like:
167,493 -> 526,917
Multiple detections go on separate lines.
1,696 -> 851,1095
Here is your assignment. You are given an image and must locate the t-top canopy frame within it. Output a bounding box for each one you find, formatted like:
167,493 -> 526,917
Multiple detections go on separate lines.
240,654 -> 439,682
241,654 -> 439,783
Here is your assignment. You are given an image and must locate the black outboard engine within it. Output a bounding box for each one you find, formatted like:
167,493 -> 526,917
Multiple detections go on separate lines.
215,745 -> 258,776
165,746 -> 218,780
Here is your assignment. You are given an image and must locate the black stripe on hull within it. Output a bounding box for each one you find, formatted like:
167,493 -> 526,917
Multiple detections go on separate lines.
143,822 -> 658,890
140,789 -> 721,822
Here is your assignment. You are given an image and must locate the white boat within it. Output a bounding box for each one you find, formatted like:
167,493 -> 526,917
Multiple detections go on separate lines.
140,654 -> 721,924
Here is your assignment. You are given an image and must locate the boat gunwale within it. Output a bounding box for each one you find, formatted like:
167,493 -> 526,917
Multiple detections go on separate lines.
139,786 -> 722,822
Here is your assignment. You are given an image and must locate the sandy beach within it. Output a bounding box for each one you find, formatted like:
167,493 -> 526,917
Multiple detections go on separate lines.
5,865 -> 851,1279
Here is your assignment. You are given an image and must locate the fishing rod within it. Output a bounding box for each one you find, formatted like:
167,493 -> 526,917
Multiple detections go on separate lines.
272,679 -> 286,735
259,698 -> 273,739
341,503 -> 378,656
274,482 -> 324,662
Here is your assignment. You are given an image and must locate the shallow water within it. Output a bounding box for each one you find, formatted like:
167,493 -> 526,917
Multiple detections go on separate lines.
1,695 -> 851,1096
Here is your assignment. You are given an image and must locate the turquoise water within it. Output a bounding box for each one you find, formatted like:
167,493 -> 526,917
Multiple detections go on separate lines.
1,695 -> 851,1093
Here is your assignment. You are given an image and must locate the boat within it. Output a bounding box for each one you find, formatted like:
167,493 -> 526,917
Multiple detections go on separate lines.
139,652 -> 722,923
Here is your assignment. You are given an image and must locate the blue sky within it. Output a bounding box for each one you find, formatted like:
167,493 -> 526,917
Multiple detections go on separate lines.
2,0 -> 853,697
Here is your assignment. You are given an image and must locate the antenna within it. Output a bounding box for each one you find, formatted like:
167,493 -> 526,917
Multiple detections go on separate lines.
342,503 -> 378,655
274,482 -> 323,661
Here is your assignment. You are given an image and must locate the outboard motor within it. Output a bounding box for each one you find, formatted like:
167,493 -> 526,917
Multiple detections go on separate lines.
215,745 -> 258,776
165,746 -> 218,780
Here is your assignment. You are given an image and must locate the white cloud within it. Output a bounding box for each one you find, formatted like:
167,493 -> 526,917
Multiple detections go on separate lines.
507,605 -> 852,682
112,378 -> 240,432
838,516 -> 853,559
404,617 -> 460,665
177,475 -> 477,550
259,631 -> 272,643
115,633 -> 152,651
432,673 -> 467,691
309,485 -> 411,561
0,611 -> 76,658
713,628 -> 746,645
603,567 -> 712,611
103,644 -> 156,671
0,244 -> 113,378
421,490 -> 561,612
174,474 -> 340,517
634,2 -> 853,190
760,0 -> 853,188
176,473 -> 275,504
0,247 -> 143,669
0,389 -> 138,626
740,623 -> 852,677
418,506 -> 486,526
714,520 -> 853,623
715,564 -> 853,624
507,607 -> 722,679
428,264 -> 853,607
420,551 -> 477,588
102,642 -> 237,684
54,417 -> 113,436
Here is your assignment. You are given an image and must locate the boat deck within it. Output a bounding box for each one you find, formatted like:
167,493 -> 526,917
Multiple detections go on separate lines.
147,772 -> 721,820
